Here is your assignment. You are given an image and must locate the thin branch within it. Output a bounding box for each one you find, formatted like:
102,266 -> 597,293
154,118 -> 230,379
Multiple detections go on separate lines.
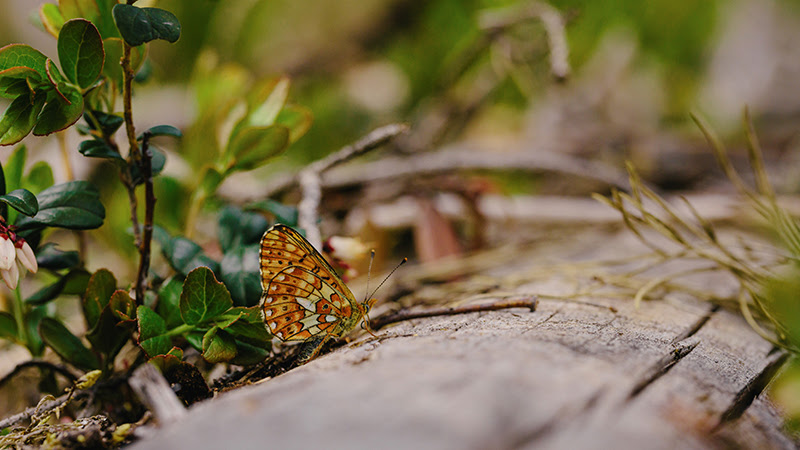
135,133 -> 156,303
121,41 -> 142,252
369,297 -> 538,331
297,123 -> 409,248
0,360 -> 79,390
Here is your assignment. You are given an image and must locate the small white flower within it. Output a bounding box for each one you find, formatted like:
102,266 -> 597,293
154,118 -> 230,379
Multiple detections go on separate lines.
1,260 -> 19,290
327,236 -> 369,263
15,241 -> 37,273
0,236 -> 15,271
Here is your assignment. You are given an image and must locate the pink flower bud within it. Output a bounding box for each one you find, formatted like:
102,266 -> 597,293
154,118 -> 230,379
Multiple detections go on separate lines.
1,261 -> 19,290
0,237 -> 15,271
15,241 -> 37,273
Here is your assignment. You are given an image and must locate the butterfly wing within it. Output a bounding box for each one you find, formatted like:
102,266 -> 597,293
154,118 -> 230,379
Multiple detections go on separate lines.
259,224 -> 357,302
262,265 -> 356,341
259,224 -> 360,341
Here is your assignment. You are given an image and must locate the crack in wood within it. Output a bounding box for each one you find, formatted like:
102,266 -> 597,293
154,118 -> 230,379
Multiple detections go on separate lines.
627,337 -> 700,399
503,389 -> 604,449
713,349 -> 790,430
671,304 -> 720,344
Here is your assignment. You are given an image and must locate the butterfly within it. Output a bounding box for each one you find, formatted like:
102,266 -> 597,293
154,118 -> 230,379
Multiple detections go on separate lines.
259,224 -> 376,362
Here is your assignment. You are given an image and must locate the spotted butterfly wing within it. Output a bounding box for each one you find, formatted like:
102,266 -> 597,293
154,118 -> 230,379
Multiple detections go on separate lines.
259,224 -> 361,342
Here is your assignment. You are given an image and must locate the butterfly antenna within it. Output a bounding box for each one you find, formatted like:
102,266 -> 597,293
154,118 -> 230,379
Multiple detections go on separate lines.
363,249 -> 376,304
367,257 -> 408,300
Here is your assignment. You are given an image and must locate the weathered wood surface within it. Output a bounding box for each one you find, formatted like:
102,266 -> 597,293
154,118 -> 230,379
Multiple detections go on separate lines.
129,230 -> 797,450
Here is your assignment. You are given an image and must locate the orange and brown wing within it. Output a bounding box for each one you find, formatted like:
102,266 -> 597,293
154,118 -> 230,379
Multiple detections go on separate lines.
261,265 -> 355,341
259,224 -> 356,302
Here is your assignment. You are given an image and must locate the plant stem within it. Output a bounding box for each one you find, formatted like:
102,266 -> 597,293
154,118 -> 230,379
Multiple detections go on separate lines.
184,189 -> 206,240
135,134 -> 156,303
164,323 -> 194,337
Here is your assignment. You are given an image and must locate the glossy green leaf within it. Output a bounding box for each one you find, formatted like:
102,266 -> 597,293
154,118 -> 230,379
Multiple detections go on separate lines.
161,235 -> 219,276
35,243 -> 79,271
0,189 -> 38,216
39,317 -> 100,371
139,124 -> 182,139
220,245 -> 262,307
58,0 -> 101,22
112,5 -> 181,47
33,82 -> 84,136
201,327 -> 236,363
185,330 -> 203,352
78,139 -> 123,160
84,110 -> 124,136
226,125 -> 289,172
218,206 -> 269,252
0,93 -> 46,146
157,276 -> 184,329
15,181 -> 105,231
57,19 -> 104,89
26,269 -> 90,305
82,269 -> 116,328
25,161 -> 55,195
180,267 -> 232,326
0,311 -> 18,340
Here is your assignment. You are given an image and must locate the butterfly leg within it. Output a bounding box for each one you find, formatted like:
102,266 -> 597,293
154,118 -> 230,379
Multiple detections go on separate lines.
296,335 -> 331,364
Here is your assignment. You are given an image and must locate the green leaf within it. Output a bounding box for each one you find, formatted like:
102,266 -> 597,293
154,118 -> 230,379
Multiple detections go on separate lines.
4,145 -> 26,193
139,124 -> 181,139
34,243 -> 79,271
84,110 -> 124,136
0,189 -> 38,216
39,317 -> 100,371
137,305 -> 167,341
229,340 -> 268,366
247,77 -> 289,128
220,245 -> 262,307
247,199 -> 299,227
198,166 -> 223,195
218,206 -> 269,252
179,267 -> 232,326
185,330 -> 203,352
213,310 -> 243,329
26,268 -> 90,306
201,327 -> 237,363
276,105 -> 313,143
0,67 -> 40,99
39,4 -> 66,37
33,83 -> 84,136
140,335 -> 172,358
0,311 -> 18,340
58,0 -> 101,23
25,306 -> 46,356
226,125 -> 289,172
78,139 -> 123,160
112,5 -> 181,47
225,306 -> 272,347
82,269 -> 116,328
0,93 -> 47,146
25,161 -> 55,195
0,44 -> 49,79
86,290 -> 135,359
57,19 -> 104,89
162,235 -> 219,276
157,276 -> 184,329
15,181 -> 105,231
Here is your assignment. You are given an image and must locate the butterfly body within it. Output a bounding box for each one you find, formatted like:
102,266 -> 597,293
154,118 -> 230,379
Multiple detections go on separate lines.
259,224 -> 375,361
